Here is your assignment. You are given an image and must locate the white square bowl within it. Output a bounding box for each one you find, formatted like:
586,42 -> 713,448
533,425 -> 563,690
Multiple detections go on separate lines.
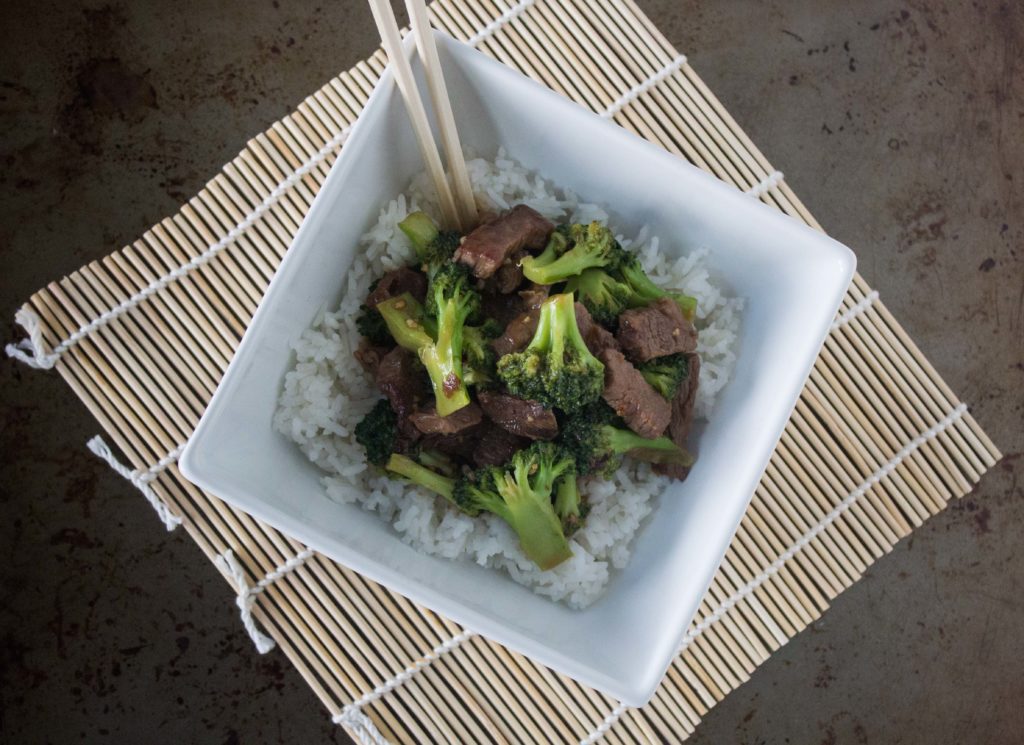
181,31 -> 855,706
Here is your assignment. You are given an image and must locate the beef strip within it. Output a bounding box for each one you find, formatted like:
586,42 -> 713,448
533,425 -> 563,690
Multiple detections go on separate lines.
492,285 -> 549,357
480,290 -> 523,328
599,347 -> 671,439
365,266 -> 427,309
376,347 -> 430,438
472,423 -> 529,467
420,428 -> 481,462
478,390 -> 558,440
654,354 -> 701,480
354,338 -> 392,378
574,302 -> 620,356
486,250 -> 527,294
616,297 -> 697,362
454,204 -> 554,279
409,401 -> 484,436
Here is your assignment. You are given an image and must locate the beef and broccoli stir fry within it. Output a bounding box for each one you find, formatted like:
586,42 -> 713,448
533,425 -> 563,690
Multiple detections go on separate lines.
353,204 -> 701,570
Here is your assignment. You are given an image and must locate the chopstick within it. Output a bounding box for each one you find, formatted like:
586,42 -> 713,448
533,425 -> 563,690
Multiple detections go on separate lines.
405,0 -> 479,228
366,0 -> 462,231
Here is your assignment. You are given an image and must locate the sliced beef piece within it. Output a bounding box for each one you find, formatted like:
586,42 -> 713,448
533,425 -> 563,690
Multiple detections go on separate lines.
455,204 -> 554,279
480,290 -> 523,328
472,423 -> 529,467
486,250 -> 527,294
420,428 -> 481,462
616,297 -> 697,363
492,285 -> 549,357
478,390 -> 558,440
409,401 -> 484,436
574,302 -> 620,356
354,338 -> 392,378
654,354 -> 701,480
376,347 -> 430,438
365,266 -> 427,309
599,347 -> 671,439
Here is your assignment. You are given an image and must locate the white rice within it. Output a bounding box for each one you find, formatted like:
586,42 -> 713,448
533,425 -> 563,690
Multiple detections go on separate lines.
274,151 -> 742,609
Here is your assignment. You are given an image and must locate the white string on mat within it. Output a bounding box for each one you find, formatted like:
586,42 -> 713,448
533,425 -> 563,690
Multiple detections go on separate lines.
215,547 -> 316,654
746,170 -> 785,199
579,701 -> 631,745
4,126 -> 353,371
577,402 -> 969,744
332,630 -> 476,743
4,2 -> 543,372
830,290 -> 880,331
600,53 -> 688,119
466,0 -> 539,46
86,436 -> 184,531
3,6 -> 777,373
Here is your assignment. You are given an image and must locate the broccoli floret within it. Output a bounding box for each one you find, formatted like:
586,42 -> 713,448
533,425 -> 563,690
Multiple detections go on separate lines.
561,402 -> 694,476
354,399 -> 399,466
564,268 -> 632,328
638,353 -> 691,400
385,453 -> 456,504
453,443 -> 574,570
553,470 -> 589,536
355,304 -> 392,346
462,324 -> 498,388
377,291 -> 471,415
617,254 -> 698,321
496,292 -> 605,414
399,211 -> 461,266
425,262 -> 480,322
521,222 -> 625,285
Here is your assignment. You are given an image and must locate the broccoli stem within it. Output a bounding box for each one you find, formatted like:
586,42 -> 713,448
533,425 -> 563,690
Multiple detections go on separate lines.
619,260 -> 698,321
399,211 -> 439,258
419,297 -> 472,415
602,426 -> 694,467
494,473 -> 573,571
377,293 -> 434,352
553,472 -> 584,535
675,294 -> 698,320
521,229 -> 612,285
377,293 -> 470,415
537,293 -> 586,359
385,454 -> 455,501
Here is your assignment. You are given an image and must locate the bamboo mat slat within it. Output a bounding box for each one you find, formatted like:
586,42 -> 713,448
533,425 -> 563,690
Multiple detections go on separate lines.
7,0 -> 1000,742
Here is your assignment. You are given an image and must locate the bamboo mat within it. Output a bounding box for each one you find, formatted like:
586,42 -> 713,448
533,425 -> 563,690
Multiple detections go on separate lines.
7,0 -> 1001,742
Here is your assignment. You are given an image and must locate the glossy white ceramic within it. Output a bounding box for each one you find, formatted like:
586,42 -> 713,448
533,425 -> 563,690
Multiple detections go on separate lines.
181,31 -> 855,705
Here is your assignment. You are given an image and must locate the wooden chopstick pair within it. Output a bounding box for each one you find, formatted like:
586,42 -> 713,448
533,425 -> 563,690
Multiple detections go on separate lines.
367,0 -> 479,232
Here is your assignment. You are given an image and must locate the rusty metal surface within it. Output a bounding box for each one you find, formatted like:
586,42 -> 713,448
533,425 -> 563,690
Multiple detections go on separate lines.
1,1 -> 1020,742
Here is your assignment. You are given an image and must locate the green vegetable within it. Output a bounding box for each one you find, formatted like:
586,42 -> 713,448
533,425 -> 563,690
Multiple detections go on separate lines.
385,453 -> 456,503
561,402 -> 693,477
453,443 -> 574,570
462,324 -> 498,388
521,222 -> 626,284
564,268 -> 632,328
496,292 -> 605,414
425,262 -> 480,322
377,291 -> 471,416
377,293 -> 434,352
617,254 -> 697,321
399,211 -> 461,267
355,303 -> 392,346
354,399 -> 399,466
638,353 -> 690,400
553,470 -> 588,536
